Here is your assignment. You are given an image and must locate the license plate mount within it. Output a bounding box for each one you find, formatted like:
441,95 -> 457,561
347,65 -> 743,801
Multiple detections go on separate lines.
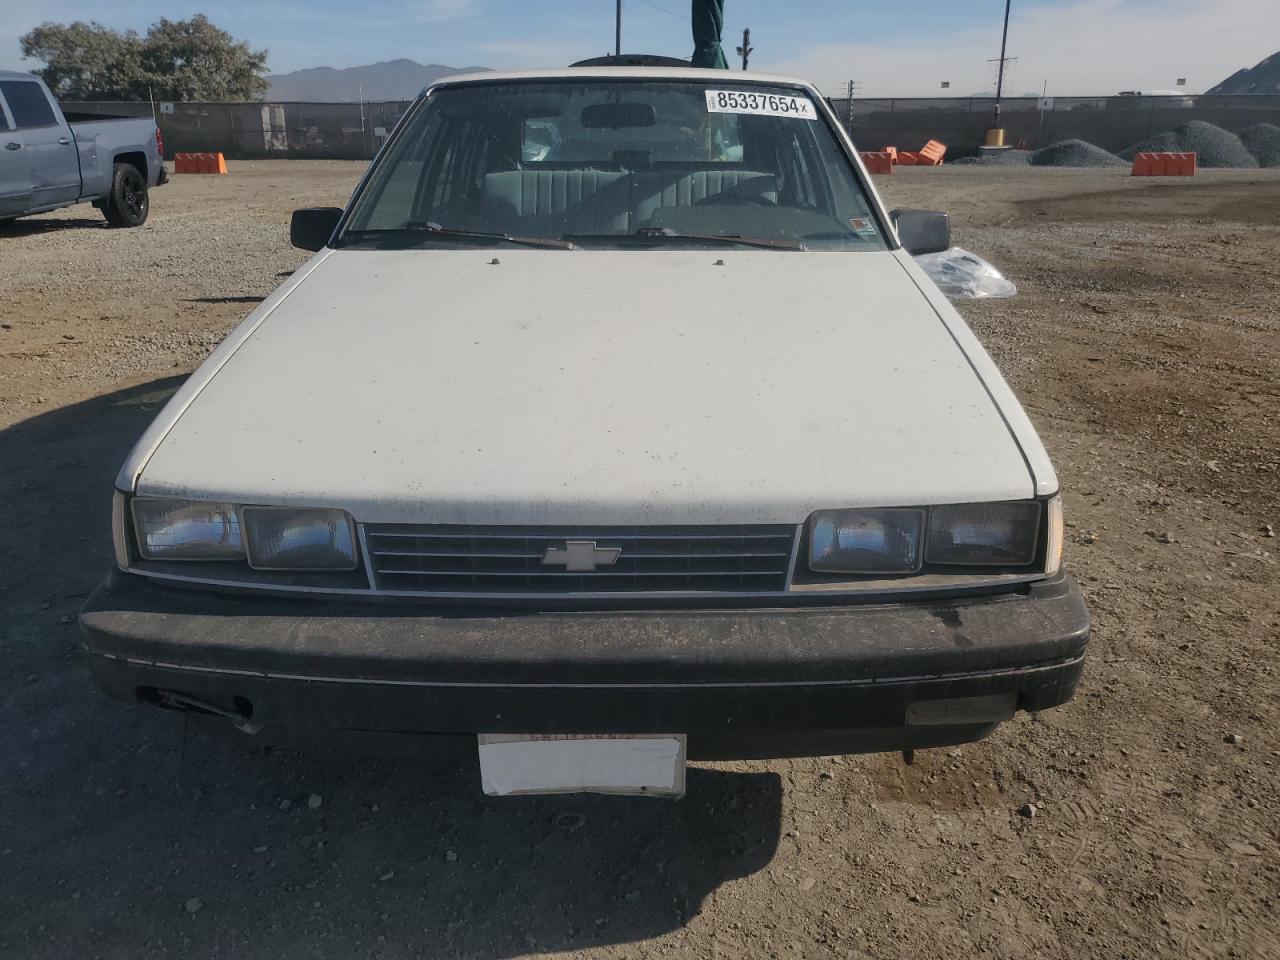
478,733 -> 687,798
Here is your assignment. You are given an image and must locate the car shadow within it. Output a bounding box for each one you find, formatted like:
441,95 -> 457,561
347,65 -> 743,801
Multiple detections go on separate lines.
0,378 -> 783,959
0,216 -> 106,236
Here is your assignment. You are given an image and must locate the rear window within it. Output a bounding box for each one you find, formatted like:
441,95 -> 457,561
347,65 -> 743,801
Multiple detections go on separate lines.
519,87 -> 746,165
0,81 -> 58,129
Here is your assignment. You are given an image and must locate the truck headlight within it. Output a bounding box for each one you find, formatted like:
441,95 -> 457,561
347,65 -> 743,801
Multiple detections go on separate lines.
925,501 -> 1040,566
132,498 -> 243,561
243,507 -> 357,571
809,508 -> 924,574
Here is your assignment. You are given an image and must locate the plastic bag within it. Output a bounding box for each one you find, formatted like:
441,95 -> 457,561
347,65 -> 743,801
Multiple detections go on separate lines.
913,246 -> 1017,300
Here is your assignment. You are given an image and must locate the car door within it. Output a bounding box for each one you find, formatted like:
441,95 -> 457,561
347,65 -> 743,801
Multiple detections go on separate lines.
0,88 -> 33,217
0,79 -> 79,210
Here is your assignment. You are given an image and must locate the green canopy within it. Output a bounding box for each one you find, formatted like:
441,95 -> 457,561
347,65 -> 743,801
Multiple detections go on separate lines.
690,0 -> 729,69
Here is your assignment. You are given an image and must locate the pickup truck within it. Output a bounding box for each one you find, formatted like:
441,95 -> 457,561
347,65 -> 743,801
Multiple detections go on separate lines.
0,70 -> 166,228
80,67 -> 1089,797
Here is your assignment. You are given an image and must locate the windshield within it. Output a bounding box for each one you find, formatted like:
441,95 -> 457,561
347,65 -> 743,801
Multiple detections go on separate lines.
341,79 -> 888,252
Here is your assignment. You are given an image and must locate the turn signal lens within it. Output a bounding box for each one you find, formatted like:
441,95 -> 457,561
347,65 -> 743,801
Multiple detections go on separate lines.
1045,495 -> 1064,576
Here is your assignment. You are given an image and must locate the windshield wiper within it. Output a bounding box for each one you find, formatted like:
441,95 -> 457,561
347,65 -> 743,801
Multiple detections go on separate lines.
398,221 -> 574,249
565,227 -> 804,251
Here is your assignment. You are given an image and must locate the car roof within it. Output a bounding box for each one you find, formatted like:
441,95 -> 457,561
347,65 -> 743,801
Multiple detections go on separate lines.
0,70 -> 43,81
423,67 -> 816,96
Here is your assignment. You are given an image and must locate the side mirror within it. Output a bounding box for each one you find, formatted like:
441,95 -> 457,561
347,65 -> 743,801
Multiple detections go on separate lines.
889,208 -> 951,256
290,207 -> 343,251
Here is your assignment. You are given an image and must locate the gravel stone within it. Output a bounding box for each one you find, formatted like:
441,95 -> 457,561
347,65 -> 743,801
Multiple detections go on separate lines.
1123,121 -> 1258,168
951,149 -> 1032,166
1030,139 -> 1126,167
1239,124 -> 1280,167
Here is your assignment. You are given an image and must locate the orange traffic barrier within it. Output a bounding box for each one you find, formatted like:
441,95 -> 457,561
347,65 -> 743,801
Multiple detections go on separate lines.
859,151 -> 894,174
1132,151 -> 1196,176
883,145 -> 899,163
896,151 -> 922,166
917,139 -> 947,165
174,152 -> 228,175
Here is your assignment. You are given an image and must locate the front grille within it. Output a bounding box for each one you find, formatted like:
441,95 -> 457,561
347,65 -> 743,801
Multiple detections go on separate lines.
364,523 -> 797,594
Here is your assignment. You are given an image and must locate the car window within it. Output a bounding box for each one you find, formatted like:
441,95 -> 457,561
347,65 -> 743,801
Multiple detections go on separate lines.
0,81 -> 58,129
520,94 -> 745,165
342,79 -> 887,252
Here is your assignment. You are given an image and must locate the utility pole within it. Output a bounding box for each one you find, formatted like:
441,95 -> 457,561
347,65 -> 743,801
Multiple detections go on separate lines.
1037,78 -> 1047,148
993,0 -> 1012,131
736,28 -> 753,71
615,0 -> 622,57
846,80 -> 860,132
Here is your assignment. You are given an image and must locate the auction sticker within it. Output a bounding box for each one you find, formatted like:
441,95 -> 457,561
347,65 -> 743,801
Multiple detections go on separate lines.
705,90 -> 817,120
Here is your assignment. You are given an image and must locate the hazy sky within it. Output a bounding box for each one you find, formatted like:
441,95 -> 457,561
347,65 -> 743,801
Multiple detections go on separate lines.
2,0 -> 1275,97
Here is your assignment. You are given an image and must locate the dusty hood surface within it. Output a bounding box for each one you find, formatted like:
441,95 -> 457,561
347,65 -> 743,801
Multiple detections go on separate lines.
136,248 -> 1038,524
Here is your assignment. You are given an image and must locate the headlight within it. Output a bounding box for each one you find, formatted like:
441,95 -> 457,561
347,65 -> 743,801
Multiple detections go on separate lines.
925,501 -> 1040,566
243,507 -> 357,571
809,508 -> 924,574
133,498 -> 243,561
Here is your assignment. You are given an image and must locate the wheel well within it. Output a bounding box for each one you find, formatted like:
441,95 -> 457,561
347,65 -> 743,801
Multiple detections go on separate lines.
114,151 -> 147,180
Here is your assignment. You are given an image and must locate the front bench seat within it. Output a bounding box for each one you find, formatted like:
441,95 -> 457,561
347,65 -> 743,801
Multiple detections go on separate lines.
480,169 -> 631,235
480,168 -> 779,236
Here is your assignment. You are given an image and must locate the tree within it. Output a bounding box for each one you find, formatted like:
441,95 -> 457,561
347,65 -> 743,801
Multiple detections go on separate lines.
140,15 -> 269,101
19,14 -> 269,102
20,21 -> 145,100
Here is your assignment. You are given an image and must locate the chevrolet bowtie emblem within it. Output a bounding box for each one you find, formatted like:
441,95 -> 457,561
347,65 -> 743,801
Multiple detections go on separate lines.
541,540 -> 623,572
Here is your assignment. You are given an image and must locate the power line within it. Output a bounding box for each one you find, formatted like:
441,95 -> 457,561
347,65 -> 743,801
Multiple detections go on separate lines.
631,0 -> 689,20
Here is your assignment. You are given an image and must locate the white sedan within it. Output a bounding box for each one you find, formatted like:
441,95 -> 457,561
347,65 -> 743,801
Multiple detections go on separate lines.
81,68 -> 1088,797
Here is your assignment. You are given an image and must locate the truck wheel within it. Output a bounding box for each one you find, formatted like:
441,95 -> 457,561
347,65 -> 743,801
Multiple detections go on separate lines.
103,163 -> 149,227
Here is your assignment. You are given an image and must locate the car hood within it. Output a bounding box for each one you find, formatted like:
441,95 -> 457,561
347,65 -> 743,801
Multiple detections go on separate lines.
135,248 -> 1041,524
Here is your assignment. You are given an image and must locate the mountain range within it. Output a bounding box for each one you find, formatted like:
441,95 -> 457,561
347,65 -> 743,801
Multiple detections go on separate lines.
265,52 -> 1280,102
1207,51 -> 1280,95
265,59 -> 487,102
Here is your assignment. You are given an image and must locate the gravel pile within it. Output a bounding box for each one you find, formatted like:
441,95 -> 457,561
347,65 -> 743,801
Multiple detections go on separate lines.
1239,123 -> 1280,167
950,149 -> 1032,166
1123,120 -> 1258,168
1029,139 -> 1126,167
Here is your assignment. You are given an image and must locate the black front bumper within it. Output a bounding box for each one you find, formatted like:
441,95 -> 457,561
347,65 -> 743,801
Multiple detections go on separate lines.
80,571 -> 1089,758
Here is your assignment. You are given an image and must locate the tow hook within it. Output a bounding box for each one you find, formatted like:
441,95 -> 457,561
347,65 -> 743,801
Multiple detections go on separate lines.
156,690 -> 262,735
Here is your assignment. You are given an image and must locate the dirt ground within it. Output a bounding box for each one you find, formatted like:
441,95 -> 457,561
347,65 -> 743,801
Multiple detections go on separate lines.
1,162 -> 1277,960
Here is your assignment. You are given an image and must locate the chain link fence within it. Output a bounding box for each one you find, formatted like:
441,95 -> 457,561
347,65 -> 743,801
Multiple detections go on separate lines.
829,95 -> 1280,156
64,100 -> 416,160
66,94 -> 1280,161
